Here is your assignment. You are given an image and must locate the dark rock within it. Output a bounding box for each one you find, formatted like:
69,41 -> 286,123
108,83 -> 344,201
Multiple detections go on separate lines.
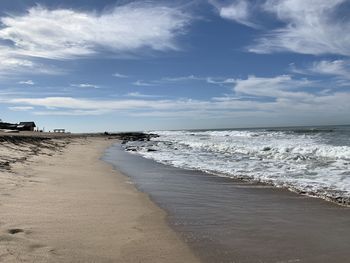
147,149 -> 157,152
105,132 -> 158,142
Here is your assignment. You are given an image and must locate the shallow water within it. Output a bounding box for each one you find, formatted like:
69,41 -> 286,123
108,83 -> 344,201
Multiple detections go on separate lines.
103,144 -> 350,263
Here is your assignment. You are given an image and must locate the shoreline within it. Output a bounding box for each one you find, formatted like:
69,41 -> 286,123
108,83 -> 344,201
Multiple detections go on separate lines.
105,143 -> 350,263
200,172 -> 350,207
0,137 -> 199,262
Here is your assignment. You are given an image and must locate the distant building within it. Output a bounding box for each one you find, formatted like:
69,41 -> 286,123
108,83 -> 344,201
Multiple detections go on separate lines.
17,122 -> 36,131
0,122 -> 18,130
53,129 -> 65,133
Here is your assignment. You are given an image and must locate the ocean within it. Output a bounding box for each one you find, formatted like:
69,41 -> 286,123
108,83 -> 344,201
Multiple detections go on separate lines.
124,125 -> 350,205
103,130 -> 350,263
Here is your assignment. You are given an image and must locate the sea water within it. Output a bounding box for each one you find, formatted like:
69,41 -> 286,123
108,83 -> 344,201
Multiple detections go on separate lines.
124,125 -> 350,204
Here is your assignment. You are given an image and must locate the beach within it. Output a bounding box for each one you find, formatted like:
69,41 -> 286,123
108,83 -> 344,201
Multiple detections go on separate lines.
1,131 -> 350,263
1,0 -> 349,261
0,135 -> 199,262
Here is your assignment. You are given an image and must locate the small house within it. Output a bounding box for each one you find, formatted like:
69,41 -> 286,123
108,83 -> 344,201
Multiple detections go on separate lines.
17,122 -> 36,131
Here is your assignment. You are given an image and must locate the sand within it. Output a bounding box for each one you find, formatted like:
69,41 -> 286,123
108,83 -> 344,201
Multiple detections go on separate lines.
0,137 -> 199,262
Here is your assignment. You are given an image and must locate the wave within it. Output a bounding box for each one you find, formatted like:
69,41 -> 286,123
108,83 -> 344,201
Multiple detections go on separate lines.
124,128 -> 350,205
266,128 -> 335,134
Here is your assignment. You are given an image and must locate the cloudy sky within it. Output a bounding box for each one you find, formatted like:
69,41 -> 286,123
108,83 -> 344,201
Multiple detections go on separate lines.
0,0 -> 349,132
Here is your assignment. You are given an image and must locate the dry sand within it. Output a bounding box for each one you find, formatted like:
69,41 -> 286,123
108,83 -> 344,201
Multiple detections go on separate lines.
0,137 -> 199,262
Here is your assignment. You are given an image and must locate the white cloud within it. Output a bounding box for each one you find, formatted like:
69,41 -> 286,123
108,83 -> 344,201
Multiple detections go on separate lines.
290,60 -> 350,87
133,80 -> 158,86
10,97 -> 168,111
250,0 -> 350,55
1,56 -> 34,69
125,92 -> 162,98
131,75 -> 207,86
0,53 -> 61,75
0,3 -> 192,75
70,83 -> 99,89
33,109 -> 111,116
4,87 -> 348,117
3,71 -> 349,125
18,80 -> 35,85
159,75 -> 235,85
162,75 -> 200,82
0,4 -> 191,61
161,75 -> 230,84
113,73 -> 129,78
232,75 -> 314,98
309,60 -> 350,78
8,106 -> 34,111
211,0 -> 259,28
206,77 -> 236,84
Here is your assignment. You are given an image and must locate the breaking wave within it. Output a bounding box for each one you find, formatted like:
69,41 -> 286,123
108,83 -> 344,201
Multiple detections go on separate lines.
124,126 -> 350,205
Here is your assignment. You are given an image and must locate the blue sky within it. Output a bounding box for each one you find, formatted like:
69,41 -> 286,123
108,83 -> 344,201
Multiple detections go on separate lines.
0,0 -> 349,132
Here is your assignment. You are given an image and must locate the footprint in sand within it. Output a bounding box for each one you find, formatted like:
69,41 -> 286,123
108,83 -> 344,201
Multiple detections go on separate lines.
7,228 -> 24,235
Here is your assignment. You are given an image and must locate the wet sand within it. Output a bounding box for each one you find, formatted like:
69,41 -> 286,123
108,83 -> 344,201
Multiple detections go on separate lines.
104,143 -> 350,263
0,137 -> 199,262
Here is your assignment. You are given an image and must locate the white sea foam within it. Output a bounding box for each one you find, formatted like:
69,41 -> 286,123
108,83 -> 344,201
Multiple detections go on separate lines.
125,128 -> 350,203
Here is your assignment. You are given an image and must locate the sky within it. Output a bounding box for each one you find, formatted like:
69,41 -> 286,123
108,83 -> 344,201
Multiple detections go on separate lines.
0,0 -> 349,132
